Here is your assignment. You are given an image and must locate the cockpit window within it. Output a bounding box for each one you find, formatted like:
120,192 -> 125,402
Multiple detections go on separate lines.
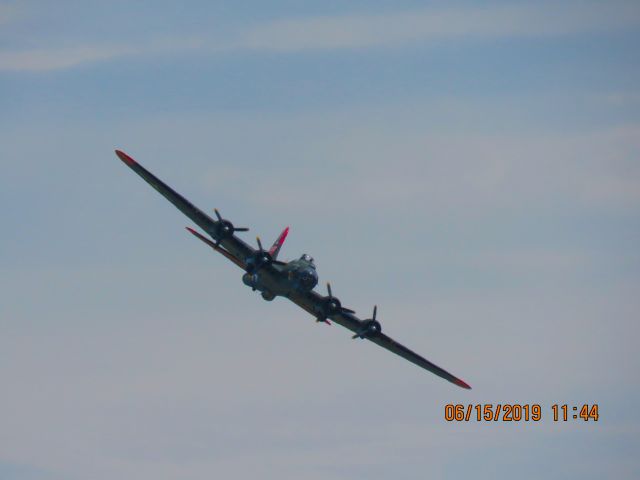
300,254 -> 314,264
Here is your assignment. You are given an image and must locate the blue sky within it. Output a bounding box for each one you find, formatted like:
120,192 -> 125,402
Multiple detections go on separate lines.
1,1 -> 639,479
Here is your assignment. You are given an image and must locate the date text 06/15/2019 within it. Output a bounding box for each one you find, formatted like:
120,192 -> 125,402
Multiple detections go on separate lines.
444,404 -> 599,422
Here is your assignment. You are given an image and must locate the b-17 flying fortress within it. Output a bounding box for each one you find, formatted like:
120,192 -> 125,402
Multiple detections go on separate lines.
115,149 -> 471,389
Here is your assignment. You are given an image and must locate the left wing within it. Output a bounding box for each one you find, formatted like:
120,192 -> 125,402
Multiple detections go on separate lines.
115,150 -> 255,265
289,290 -> 471,389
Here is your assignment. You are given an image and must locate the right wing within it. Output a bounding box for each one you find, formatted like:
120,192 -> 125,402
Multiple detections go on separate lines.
368,332 -> 471,389
115,150 -> 255,265
288,289 -> 471,389
288,289 -> 363,332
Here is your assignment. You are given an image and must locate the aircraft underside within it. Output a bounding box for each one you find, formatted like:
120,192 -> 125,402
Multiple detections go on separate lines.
242,261 -> 318,300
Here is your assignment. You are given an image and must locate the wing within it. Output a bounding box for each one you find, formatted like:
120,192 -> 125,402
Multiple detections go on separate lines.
368,333 -> 471,389
289,290 -> 363,332
288,290 -> 471,389
115,150 -> 255,265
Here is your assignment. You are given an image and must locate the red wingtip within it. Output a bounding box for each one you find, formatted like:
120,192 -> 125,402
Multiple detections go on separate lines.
454,378 -> 472,390
185,227 -> 197,234
115,149 -> 137,166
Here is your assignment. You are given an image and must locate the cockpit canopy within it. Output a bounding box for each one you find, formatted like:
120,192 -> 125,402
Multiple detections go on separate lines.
300,253 -> 315,265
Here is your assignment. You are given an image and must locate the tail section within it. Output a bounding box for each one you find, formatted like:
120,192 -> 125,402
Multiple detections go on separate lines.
268,227 -> 289,260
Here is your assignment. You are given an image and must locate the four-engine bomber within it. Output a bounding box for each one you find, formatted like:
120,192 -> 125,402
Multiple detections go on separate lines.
115,149 -> 471,389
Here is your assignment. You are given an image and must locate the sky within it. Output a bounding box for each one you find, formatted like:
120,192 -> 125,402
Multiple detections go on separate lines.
1,1 -> 639,478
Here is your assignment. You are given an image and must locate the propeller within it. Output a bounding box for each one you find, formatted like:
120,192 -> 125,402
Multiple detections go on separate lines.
213,208 -> 249,246
246,236 -> 273,273
316,283 -> 355,325
352,305 -> 382,339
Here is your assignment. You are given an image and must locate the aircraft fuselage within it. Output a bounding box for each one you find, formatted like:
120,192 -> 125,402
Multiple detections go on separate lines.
242,256 -> 318,300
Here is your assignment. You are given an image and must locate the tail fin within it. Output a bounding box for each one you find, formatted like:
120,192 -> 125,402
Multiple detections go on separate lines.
268,227 -> 289,260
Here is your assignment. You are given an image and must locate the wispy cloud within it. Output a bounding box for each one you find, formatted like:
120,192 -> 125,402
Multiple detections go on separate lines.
1,1 -> 639,72
0,37 -> 206,72
238,1 -> 640,52
196,117 -> 640,216
0,45 -> 138,72
598,91 -> 640,106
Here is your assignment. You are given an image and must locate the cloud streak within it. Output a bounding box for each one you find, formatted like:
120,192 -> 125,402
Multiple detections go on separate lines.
2,1 -> 639,72
0,45 -> 138,72
239,1 -> 640,52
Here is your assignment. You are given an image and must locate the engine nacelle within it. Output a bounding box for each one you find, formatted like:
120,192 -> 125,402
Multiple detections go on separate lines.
261,291 -> 276,301
211,208 -> 249,243
315,283 -> 355,324
352,306 -> 382,339
322,296 -> 342,316
363,319 -> 382,336
242,272 -> 260,290
246,251 -> 272,273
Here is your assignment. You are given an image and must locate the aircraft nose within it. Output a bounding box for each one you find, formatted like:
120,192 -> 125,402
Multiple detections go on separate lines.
299,268 -> 318,289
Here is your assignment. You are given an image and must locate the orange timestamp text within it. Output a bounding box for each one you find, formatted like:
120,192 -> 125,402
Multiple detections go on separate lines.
444,404 -> 599,422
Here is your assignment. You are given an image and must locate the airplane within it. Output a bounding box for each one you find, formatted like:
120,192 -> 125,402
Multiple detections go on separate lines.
115,149 -> 471,389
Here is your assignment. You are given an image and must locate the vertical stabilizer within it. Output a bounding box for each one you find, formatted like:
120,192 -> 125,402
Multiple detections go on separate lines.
269,227 -> 289,260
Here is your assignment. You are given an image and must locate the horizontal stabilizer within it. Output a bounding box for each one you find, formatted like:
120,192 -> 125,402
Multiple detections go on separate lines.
186,227 -> 246,270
